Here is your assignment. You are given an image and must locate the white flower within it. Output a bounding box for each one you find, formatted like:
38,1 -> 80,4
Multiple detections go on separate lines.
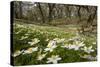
65,41 -> 85,50
31,47 -> 38,51
61,44 -> 77,50
47,55 -> 61,64
74,41 -> 85,47
82,46 -> 94,53
45,39 -> 49,41
61,44 -> 69,48
53,38 -> 60,41
68,44 -> 79,50
12,50 -> 23,57
17,24 -> 24,28
44,45 -> 57,52
28,38 -> 40,46
25,33 -> 29,36
28,42 -> 36,46
68,35 -> 82,42
16,30 -> 22,34
61,43 -> 80,50
53,38 -> 65,43
23,47 -> 38,54
92,42 -> 96,44
47,40 -> 56,47
44,40 -> 57,52
77,41 -> 85,47
80,55 -> 97,61
20,36 -> 28,40
37,53 -> 47,61
71,41 -> 85,50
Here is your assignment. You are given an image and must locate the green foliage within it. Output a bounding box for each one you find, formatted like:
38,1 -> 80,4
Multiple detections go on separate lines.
12,22 -> 97,66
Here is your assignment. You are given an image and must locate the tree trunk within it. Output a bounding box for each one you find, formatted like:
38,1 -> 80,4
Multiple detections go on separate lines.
19,1 -> 23,19
37,3 -> 45,23
48,3 -> 55,22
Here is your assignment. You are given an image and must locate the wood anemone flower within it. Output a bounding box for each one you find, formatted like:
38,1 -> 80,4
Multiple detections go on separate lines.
47,55 -> 61,64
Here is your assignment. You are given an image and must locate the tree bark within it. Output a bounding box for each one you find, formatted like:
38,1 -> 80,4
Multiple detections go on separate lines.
19,1 -> 23,19
37,3 -> 45,23
48,3 -> 55,22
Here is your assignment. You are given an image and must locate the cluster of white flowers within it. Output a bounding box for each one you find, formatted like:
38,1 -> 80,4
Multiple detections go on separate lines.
13,47 -> 38,57
80,54 -> 97,61
61,42 -> 95,54
13,25 -> 97,63
44,40 -> 57,52
28,38 -> 40,46
53,38 -> 65,43
70,41 -> 85,50
13,36 -> 96,62
23,47 -> 38,54
81,46 -> 94,53
68,36 -> 81,41
68,44 -> 81,50
61,41 -> 85,50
